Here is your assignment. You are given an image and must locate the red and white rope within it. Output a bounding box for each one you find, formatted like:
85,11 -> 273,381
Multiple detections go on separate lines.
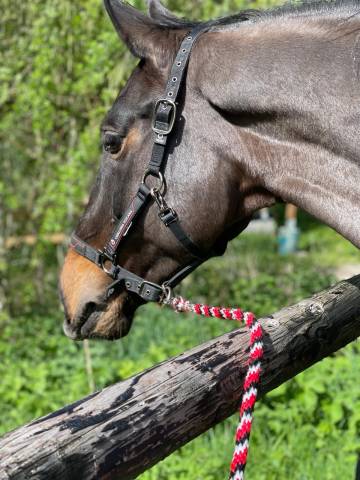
167,296 -> 264,480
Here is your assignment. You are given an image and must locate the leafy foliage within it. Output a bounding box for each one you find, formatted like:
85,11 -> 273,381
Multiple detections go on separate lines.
1,0 -> 359,478
1,229 -> 359,479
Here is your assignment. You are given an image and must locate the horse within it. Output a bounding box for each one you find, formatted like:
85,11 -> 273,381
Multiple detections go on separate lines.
60,0 -> 360,341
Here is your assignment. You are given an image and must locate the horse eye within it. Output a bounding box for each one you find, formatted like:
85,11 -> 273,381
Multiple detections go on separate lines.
103,132 -> 123,154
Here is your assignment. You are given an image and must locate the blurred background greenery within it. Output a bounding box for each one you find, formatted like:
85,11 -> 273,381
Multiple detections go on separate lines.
1,0 -> 359,478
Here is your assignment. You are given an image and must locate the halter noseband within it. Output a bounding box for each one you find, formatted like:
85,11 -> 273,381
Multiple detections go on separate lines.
70,25 -> 215,303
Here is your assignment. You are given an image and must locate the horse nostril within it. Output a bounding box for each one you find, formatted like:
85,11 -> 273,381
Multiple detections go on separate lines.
82,301 -> 97,319
74,301 -> 100,329
63,301 -> 99,340
65,301 -> 97,329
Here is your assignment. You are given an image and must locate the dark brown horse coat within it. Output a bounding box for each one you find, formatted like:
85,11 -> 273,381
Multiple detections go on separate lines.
60,0 -> 360,340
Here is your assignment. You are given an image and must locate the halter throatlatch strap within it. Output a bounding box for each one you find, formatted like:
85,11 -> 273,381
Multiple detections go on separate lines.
70,25 -> 211,302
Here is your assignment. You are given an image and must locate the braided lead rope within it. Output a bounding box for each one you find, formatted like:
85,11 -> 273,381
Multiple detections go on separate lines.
167,296 -> 264,480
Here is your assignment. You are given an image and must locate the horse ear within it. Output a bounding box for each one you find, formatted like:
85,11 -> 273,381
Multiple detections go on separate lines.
147,0 -> 182,27
104,0 -> 165,60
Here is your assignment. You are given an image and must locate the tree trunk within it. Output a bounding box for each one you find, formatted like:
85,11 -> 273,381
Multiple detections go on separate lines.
1,275 -> 360,480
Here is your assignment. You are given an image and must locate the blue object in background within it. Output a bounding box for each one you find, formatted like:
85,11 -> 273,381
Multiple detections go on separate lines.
278,218 -> 300,254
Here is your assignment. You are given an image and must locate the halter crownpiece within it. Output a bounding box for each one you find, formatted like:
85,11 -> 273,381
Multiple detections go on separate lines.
70,24 -> 212,303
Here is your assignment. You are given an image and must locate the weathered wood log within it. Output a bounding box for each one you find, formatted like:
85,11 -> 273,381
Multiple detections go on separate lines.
1,275 -> 360,480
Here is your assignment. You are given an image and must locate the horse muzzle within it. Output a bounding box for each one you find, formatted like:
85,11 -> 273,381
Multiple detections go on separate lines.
62,293 -> 135,341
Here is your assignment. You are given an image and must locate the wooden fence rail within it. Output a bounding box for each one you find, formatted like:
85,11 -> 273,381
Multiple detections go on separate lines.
1,275 -> 360,480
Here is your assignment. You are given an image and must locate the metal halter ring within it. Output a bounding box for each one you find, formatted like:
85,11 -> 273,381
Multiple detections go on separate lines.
99,252 -> 117,277
160,284 -> 173,305
142,170 -> 165,194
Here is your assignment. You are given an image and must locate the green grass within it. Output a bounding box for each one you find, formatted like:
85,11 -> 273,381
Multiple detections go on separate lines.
1,216 -> 359,478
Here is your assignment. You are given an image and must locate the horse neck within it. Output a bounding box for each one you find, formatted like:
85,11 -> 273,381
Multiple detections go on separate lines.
193,12 -> 360,248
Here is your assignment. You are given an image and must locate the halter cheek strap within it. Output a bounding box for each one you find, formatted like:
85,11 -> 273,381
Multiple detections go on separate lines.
70,25 -> 213,303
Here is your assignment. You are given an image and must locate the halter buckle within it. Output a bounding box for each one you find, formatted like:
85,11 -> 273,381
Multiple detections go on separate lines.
137,280 -> 164,302
152,99 -> 177,135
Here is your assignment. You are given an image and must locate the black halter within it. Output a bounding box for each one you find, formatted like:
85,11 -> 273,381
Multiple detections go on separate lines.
70,25 -> 215,303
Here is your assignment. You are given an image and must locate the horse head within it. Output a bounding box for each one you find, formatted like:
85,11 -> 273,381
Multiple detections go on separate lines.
60,0 -> 360,340
59,0 -> 275,340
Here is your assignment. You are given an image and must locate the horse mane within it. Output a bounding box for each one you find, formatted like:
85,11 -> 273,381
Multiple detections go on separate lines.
149,0 -> 360,31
